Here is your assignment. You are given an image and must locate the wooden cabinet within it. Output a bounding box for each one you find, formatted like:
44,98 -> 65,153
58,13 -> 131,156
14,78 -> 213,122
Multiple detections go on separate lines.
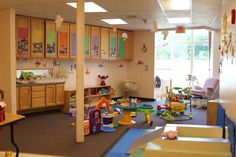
109,29 -> 117,59
125,31 -> 134,60
56,84 -> 65,105
19,86 -> 31,110
17,83 -> 65,113
84,25 -> 91,59
57,23 -> 70,59
31,85 -> 45,108
207,100 -> 219,125
16,15 -> 31,58
117,30 -> 125,59
31,18 -> 45,58
90,26 -> 101,59
45,20 -> 57,58
70,23 -> 76,59
100,27 -> 110,59
46,85 -> 56,106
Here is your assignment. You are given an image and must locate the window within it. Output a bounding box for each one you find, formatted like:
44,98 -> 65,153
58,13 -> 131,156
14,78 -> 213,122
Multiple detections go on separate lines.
155,29 -> 212,88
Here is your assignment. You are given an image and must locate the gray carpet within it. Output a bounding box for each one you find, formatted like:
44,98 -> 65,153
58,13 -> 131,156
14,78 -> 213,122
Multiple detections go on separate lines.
0,101 -> 206,157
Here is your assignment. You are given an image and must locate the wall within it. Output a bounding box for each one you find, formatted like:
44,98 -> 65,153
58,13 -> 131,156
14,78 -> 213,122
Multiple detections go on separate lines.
220,0 -> 236,123
127,31 -> 155,99
0,9 -> 16,113
16,59 -> 128,97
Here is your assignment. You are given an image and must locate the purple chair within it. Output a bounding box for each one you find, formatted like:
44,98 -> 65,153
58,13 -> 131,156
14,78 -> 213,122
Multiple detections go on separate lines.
190,78 -> 219,108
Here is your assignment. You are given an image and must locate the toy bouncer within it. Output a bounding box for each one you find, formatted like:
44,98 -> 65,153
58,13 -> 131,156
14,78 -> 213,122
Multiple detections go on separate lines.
95,97 -> 116,132
156,84 -> 192,121
115,98 -> 138,125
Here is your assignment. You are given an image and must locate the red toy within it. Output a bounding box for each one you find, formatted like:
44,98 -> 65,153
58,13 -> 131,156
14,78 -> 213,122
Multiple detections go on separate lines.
98,75 -> 108,86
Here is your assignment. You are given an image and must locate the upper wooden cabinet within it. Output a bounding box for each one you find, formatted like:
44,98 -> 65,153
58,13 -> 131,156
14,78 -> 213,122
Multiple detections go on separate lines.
117,30 -> 134,60
69,23 -> 76,59
16,15 -> 31,58
57,23 -> 70,59
45,20 -> 57,58
125,31 -> 134,60
90,26 -> 101,59
31,18 -> 45,58
84,25 -> 91,59
101,27 -> 110,60
109,29 -> 117,59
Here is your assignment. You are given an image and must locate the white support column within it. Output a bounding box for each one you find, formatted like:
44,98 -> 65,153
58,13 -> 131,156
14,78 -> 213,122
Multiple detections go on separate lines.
76,0 -> 85,142
0,8 -> 16,113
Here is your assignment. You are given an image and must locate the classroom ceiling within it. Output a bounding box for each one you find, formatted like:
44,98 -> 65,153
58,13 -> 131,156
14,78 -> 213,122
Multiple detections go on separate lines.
0,0 -> 222,31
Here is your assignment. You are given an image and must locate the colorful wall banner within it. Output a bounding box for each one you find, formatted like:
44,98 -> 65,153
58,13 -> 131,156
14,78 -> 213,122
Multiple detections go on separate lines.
71,33 -> 76,57
58,32 -> 68,55
17,28 -> 29,54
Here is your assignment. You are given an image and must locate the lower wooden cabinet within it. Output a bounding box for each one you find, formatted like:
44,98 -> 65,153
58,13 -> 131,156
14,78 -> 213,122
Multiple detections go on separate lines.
17,83 -> 65,112
56,84 -> 65,105
18,86 -> 31,110
46,85 -> 56,106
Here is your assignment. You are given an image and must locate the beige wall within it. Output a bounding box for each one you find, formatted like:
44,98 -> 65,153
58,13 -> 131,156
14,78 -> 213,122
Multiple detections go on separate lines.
220,0 -> 236,123
127,30 -> 155,99
0,9 -> 16,113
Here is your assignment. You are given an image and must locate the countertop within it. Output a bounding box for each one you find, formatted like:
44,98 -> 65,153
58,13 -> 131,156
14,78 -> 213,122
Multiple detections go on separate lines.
16,79 -> 65,87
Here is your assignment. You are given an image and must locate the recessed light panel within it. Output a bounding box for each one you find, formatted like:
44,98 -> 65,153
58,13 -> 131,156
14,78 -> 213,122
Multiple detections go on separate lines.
66,2 -> 107,13
101,19 -> 127,25
167,17 -> 191,24
158,0 -> 191,10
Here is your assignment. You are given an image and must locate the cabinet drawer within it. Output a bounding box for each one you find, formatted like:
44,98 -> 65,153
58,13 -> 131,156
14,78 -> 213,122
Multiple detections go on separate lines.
32,98 -> 45,108
32,85 -> 45,92
32,91 -> 45,98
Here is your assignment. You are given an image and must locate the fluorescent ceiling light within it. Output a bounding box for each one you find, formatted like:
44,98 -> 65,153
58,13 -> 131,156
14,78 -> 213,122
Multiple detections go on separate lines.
167,17 -> 191,24
66,2 -> 107,13
101,19 -> 127,25
158,0 -> 191,10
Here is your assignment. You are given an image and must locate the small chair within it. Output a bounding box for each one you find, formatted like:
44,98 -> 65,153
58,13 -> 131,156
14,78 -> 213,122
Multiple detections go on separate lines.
190,78 -> 219,108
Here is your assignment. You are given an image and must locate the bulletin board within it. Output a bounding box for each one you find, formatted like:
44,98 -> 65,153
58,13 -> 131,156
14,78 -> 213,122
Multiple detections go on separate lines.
70,23 -> 76,59
100,27 -> 109,59
16,15 -> 31,58
109,29 -> 117,59
57,23 -> 70,59
45,20 -> 57,58
91,26 -> 101,59
31,18 -> 44,58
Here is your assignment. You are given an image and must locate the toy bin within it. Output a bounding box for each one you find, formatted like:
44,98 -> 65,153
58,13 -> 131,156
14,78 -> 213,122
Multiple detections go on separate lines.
0,108 -> 5,122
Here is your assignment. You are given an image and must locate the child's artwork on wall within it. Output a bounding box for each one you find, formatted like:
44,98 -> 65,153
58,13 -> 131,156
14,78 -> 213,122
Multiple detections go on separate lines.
32,29 -> 43,55
17,28 -> 29,55
58,32 -> 69,58
46,31 -> 57,57
84,26 -> 90,58
118,37 -> 125,59
71,33 -> 76,58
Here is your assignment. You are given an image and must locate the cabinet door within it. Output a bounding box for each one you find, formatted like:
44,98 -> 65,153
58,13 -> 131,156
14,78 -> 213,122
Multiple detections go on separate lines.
56,84 -> 65,105
19,87 -> 31,110
125,31 -> 134,60
84,25 -> 91,59
46,85 -> 56,106
32,98 -> 45,108
45,20 -> 57,58
31,18 -> 45,58
90,26 -> 100,59
70,23 -> 76,59
117,30 -> 125,59
16,15 -> 31,58
57,23 -> 70,59
109,29 -> 117,59
101,28 -> 109,59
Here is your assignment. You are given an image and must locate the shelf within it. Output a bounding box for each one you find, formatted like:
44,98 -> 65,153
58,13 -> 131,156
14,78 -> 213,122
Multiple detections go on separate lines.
89,93 -> 110,98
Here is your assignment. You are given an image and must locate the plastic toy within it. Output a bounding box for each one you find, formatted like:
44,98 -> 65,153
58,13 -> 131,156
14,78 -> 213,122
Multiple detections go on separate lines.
95,97 -> 116,132
88,109 -> 101,134
98,75 -> 108,86
137,104 -> 155,126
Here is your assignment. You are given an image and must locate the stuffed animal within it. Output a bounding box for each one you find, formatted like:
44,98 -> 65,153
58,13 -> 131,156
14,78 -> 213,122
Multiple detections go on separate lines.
98,75 -> 108,86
